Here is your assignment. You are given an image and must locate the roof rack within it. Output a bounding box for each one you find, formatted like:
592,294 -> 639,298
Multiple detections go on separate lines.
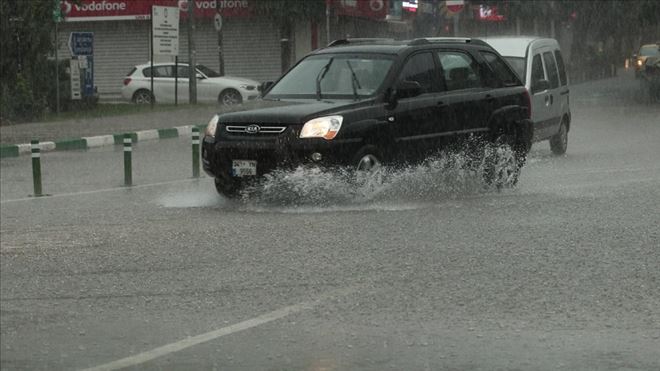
327,38 -> 396,47
408,37 -> 488,47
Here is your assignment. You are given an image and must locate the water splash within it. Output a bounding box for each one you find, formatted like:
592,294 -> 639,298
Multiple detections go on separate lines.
239,142 -> 522,207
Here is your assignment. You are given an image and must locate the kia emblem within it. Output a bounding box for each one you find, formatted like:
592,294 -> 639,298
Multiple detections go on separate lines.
245,125 -> 260,134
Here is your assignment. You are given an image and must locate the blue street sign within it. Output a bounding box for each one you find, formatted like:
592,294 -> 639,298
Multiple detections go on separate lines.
68,32 -> 94,56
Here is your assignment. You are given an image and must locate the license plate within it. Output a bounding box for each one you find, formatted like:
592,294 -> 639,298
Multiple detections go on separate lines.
231,160 -> 257,177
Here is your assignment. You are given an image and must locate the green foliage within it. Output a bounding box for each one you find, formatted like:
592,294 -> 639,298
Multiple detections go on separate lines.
1,0 -> 59,121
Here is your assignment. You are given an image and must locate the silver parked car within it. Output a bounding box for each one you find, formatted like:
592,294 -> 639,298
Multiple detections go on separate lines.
121,62 -> 260,106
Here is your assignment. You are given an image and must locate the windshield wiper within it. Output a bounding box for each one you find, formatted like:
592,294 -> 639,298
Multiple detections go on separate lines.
316,57 -> 334,101
345,60 -> 362,101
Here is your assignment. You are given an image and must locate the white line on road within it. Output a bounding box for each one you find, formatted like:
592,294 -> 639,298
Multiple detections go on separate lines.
0,179 -> 199,204
80,284 -> 361,371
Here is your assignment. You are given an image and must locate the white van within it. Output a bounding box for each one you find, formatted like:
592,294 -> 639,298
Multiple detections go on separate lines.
482,37 -> 570,155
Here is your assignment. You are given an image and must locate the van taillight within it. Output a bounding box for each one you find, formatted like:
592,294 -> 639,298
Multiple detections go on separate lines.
123,78 -> 132,86
523,90 -> 531,119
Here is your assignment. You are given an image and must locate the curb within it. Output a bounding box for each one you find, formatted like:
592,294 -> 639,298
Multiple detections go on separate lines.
0,124 -> 206,159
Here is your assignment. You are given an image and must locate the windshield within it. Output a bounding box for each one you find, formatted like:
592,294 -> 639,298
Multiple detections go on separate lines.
504,56 -> 526,82
639,45 -> 659,56
266,54 -> 394,99
196,65 -> 220,77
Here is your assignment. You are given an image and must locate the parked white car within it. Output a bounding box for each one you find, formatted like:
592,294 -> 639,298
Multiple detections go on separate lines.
121,63 -> 260,106
482,37 -> 571,155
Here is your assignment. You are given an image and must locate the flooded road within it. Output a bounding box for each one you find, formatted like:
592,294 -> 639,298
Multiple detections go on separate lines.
1,71 -> 659,370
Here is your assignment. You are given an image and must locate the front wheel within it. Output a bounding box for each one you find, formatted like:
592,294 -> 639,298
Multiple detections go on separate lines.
214,177 -> 242,198
218,89 -> 243,106
549,120 -> 568,155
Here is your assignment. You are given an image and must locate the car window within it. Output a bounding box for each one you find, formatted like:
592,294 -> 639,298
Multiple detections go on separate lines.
542,52 -> 560,89
437,51 -> 482,91
480,51 -> 521,87
266,54 -> 394,99
554,50 -> 568,86
176,66 -> 190,78
143,66 -> 173,78
196,65 -> 220,77
504,56 -> 525,82
530,54 -> 545,91
397,52 -> 442,94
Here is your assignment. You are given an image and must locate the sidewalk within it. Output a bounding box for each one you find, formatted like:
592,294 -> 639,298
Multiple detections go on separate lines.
0,104 -> 219,146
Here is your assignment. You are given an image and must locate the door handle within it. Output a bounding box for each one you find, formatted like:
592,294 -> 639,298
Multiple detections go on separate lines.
485,94 -> 495,103
437,101 -> 446,107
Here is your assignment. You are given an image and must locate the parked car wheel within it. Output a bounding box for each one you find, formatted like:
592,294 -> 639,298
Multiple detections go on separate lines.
549,119 -> 568,155
219,89 -> 242,106
132,89 -> 153,104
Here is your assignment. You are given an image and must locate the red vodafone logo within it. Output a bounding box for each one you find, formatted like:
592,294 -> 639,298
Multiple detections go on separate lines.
178,0 -> 189,12
370,0 -> 384,12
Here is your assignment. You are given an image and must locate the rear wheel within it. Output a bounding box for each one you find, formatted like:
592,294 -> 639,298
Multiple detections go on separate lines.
132,89 -> 153,104
218,89 -> 242,106
549,119 -> 568,155
484,120 -> 530,189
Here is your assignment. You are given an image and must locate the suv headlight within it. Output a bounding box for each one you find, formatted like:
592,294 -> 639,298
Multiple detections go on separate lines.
239,84 -> 256,91
300,115 -> 343,140
205,114 -> 220,137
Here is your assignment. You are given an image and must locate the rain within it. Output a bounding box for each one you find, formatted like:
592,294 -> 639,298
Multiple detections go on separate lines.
1,1 -> 659,370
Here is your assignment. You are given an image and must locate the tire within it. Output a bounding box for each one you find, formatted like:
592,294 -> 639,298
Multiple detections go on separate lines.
218,89 -> 243,106
132,89 -> 153,104
484,120 -> 529,189
352,145 -> 381,171
483,143 -> 521,189
214,177 -> 242,198
549,119 -> 568,155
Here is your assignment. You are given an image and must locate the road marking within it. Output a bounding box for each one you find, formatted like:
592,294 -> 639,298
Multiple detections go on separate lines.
80,284 -> 361,371
0,179 -> 198,204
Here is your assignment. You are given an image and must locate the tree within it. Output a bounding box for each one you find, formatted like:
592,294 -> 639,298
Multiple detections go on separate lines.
253,0 -> 326,72
1,0 -> 60,122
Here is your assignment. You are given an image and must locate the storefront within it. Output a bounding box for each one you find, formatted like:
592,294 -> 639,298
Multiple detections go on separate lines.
57,0 -> 286,98
56,0 -> 416,99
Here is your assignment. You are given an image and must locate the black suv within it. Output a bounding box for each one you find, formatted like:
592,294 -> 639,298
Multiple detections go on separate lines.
203,38 -> 533,197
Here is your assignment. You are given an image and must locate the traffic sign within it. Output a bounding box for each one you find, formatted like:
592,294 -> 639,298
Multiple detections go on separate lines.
68,32 -> 94,56
214,13 -> 223,31
152,6 -> 180,56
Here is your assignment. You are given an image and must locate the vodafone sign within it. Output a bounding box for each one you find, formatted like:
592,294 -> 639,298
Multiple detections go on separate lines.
61,0 -> 251,22
331,0 -> 388,20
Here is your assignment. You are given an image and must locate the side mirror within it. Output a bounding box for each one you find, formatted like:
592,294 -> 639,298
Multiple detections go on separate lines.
394,80 -> 422,100
259,81 -> 274,94
632,53 -> 638,60
532,79 -> 550,94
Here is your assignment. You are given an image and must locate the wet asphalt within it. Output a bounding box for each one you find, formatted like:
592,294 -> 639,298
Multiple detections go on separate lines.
1,71 -> 659,370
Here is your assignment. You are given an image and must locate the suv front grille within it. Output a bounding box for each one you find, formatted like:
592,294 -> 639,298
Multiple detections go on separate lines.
225,125 -> 286,135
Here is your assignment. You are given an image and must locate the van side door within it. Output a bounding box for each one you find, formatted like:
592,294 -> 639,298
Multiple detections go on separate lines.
554,49 -> 570,125
541,50 -> 563,136
529,51 -> 554,140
